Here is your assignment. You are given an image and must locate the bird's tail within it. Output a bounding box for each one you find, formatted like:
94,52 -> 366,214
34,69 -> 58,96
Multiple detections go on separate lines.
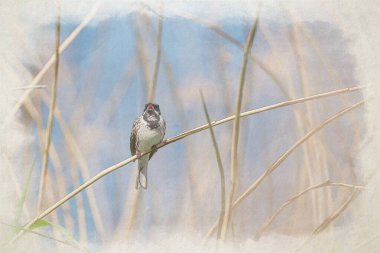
136,155 -> 149,189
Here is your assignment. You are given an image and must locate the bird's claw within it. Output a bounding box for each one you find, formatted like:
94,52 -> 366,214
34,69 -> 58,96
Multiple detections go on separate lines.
136,152 -> 142,159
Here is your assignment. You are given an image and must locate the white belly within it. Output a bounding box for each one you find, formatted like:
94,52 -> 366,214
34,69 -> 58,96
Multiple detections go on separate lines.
137,126 -> 162,152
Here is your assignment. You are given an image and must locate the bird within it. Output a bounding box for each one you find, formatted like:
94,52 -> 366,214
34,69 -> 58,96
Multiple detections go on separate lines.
130,103 -> 166,189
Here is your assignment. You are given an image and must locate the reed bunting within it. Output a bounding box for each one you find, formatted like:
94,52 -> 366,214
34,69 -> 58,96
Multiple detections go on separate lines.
130,103 -> 166,189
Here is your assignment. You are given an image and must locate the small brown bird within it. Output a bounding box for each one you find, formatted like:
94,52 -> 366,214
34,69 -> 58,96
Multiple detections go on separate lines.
130,103 -> 166,189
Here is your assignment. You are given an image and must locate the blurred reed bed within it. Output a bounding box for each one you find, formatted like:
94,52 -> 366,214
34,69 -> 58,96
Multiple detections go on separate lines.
5,2 -> 366,252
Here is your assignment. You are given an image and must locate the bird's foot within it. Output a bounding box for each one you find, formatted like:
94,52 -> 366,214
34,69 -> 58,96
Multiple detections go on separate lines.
136,151 -> 142,159
151,144 -> 158,152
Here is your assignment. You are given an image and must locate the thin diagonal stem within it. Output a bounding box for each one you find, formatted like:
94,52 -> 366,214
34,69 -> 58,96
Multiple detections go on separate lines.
37,5 -> 61,212
255,180 -> 365,240
200,90 -> 226,240
40,90 -> 106,240
221,12 -> 260,240
3,0 -> 102,128
312,189 -> 360,235
147,15 -> 163,102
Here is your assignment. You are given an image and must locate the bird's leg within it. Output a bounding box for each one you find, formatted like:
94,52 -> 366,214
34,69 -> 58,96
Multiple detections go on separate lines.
151,144 -> 158,153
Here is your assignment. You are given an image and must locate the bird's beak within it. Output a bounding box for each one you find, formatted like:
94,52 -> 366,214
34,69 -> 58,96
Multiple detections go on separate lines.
147,104 -> 154,111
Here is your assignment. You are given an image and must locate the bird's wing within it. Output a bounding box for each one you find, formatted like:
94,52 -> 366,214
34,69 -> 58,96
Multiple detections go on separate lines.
130,118 -> 140,156
160,118 -> 166,141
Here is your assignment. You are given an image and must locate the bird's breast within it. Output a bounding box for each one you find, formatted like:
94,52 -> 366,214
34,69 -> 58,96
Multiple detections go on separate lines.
137,125 -> 162,152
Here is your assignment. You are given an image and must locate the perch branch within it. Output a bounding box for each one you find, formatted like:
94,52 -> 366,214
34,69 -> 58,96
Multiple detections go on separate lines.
11,86 -> 364,242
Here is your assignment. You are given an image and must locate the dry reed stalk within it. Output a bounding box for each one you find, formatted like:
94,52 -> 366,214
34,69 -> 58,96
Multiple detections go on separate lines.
260,16 -> 352,195
52,108 -> 90,244
261,17 -> 321,230
35,89 -> 94,244
216,17 -> 345,231
221,14 -> 260,240
69,41 -> 105,125
3,0 -> 102,129
23,98 -> 74,231
305,160 -> 380,247
21,96 -> 80,246
289,22 -> 325,227
156,86 -> 364,148
204,100 -> 365,241
11,88 -> 364,242
115,17 -> 154,241
297,188 -> 362,251
257,20 -> 291,97
147,15 -> 163,103
113,53 -> 179,238
10,155 -> 139,244
215,46 -> 255,237
150,3 -> 291,99
37,4 -> 61,213
294,18 -> 361,216
163,57 -> 188,128
153,7 -> 353,201
291,12 -> 342,88
124,189 -> 141,240
135,17 -> 151,99
124,15 -> 161,239
200,90 -> 226,240
290,16 -> 349,228
312,189 -> 360,235
23,97 -> 81,240
162,56 -> 199,230
64,148 -> 89,244
216,47 -> 234,114
52,147 -> 89,245
69,76 -> 99,125
255,180 -> 365,240
289,10 -> 355,165
47,140 -> 75,233
261,16 -> 326,230
14,85 -> 47,90
45,172 -> 72,249
39,91 -> 106,240
110,172 -> 140,241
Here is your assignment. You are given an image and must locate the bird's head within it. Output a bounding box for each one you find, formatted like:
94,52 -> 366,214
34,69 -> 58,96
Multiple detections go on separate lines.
144,103 -> 161,114
143,103 -> 161,123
